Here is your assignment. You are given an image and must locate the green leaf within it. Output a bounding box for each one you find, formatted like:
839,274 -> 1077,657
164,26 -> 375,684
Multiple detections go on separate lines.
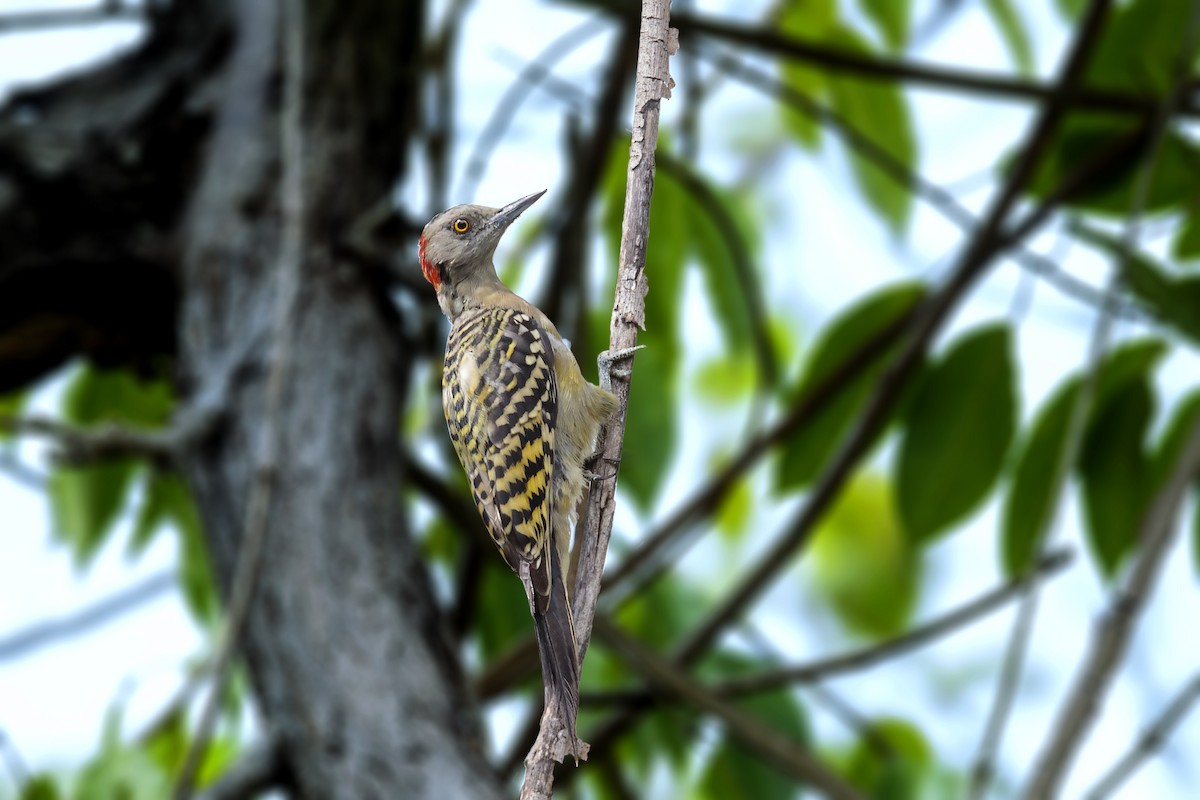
1053,0 -> 1087,19
1152,391 -> 1200,490
20,776 -> 62,800
1075,223 -> 1200,345
897,324 -> 1017,545
776,282 -> 926,492
858,0 -> 910,50
1193,486 -> 1200,579
841,717 -> 933,800
694,354 -> 756,407
682,177 -> 759,358
827,29 -> 917,234
1080,377 -> 1156,577
50,461 -> 138,565
776,0 -> 838,147
0,389 -> 26,441
616,573 -> 708,650
596,142 -> 685,510
1002,339 -> 1168,576
1173,215 -> 1200,262
809,473 -> 919,638
715,474 -> 753,541
983,0 -> 1034,74
63,364 -> 172,428
132,473 -> 216,624
1087,0 -> 1196,94
696,652 -> 811,800
475,559 -> 533,661
1027,123 -> 1200,217
620,343 -> 676,510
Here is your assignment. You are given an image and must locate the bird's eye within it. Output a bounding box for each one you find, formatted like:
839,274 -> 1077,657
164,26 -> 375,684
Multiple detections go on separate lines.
452,218 -> 470,233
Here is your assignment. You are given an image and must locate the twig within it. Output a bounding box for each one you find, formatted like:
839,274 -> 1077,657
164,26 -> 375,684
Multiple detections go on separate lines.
519,3 -> 673,799
0,449 -> 47,490
173,1 -> 305,797
805,683 -> 895,761
656,149 -> 779,386
0,728 -> 29,791
591,616 -> 865,800
1082,672 -> 1200,800
702,51 -> 1146,323
400,451 -> 491,636
566,0 -> 1114,776
672,0 -> 1109,670
564,0 -> 1200,119
579,549 -> 1073,707
0,1 -> 143,34
424,0 -> 472,212
540,16 -> 640,342
457,18 -> 606,199
0,414 -> 177,466
480,305 -> 916,707
973,7 -> 1200,794
194,735 -> 285,800
1024,417 -> 1200,799
0,571 -> 175,663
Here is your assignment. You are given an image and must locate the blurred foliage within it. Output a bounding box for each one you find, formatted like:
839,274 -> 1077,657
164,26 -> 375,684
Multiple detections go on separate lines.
809,473 -> 919,638
6,0 -> 1200,796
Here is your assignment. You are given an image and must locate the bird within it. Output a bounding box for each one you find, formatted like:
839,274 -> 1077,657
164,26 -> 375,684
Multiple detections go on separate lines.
419,190 -> 636,760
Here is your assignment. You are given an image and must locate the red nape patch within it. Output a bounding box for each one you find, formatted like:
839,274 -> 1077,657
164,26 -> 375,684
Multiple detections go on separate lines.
418,235 -> 440,289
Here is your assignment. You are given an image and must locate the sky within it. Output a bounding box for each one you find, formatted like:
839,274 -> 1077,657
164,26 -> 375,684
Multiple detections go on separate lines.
1,0 -> 1199,798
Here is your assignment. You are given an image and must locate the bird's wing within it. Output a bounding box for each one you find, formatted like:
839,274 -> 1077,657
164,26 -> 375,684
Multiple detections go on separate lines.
443,306 -> 558,610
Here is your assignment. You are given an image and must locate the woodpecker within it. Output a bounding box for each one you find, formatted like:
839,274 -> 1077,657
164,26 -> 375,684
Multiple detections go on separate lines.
420,190 -> 631,758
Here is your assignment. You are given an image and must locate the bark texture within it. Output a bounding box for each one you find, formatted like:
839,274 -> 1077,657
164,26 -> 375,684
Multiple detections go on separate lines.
0,2 -> 504,798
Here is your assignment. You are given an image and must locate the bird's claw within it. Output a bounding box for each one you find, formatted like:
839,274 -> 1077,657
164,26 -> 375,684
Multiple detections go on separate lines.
598,345 -> 645,392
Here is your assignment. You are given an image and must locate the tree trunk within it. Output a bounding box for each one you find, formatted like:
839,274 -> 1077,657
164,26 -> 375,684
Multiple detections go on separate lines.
173,2 -> 504,798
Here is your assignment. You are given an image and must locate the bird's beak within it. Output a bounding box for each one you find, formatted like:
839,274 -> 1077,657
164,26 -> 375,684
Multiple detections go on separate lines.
489,190 -> 546,230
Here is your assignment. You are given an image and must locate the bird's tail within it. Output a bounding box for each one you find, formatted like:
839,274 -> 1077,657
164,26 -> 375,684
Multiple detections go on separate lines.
531,544 -> 587,762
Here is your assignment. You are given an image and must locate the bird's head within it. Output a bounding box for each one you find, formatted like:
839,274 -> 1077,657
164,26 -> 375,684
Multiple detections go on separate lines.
418,190 -> 546,292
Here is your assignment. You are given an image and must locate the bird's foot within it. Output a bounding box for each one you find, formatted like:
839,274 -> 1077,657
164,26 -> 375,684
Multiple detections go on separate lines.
598,345 -> 645,392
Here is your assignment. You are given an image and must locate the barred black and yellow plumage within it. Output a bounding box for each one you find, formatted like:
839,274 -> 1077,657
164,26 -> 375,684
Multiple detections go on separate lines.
420,191 -> 622,763
444,306 -> 558,605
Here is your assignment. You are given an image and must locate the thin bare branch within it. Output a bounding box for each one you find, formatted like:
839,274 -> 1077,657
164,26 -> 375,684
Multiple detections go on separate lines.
1024,417 -> 1200,798
702,51 -> 1146,323
174,1 -> 305,796
565,1 -> 1115,776
1082,672 -> 1200,800
0,729 -> 28,793
580,549 -> 1072,707
458,18 -> 606,199
973,7 -> 1200,793
0,571 -> 175,663
591,616 -> 865,800
520,2 -> 673,798
0,414 -> 177,466
0,1 -> 143,34
656,149 -> 779,386
565,0 -> 1200,119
